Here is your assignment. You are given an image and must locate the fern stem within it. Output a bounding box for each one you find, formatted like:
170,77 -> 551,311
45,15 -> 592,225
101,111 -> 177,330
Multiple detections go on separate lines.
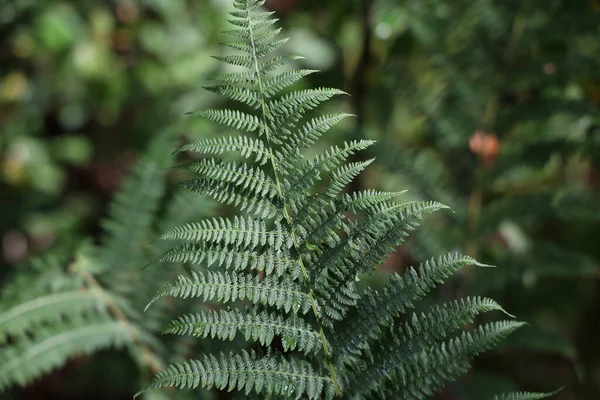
246,4 -> 342,395
71,258 -> 164,375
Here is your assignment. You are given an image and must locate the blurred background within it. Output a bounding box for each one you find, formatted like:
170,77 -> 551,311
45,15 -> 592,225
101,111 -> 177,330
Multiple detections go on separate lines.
0,0 -> 599,399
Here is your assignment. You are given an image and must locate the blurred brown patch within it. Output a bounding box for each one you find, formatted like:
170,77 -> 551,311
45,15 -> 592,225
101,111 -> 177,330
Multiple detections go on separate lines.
469,130 -> 500,166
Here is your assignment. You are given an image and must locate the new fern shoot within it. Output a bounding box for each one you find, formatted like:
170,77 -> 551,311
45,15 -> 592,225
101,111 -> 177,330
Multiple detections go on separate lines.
139,1 -> 530,398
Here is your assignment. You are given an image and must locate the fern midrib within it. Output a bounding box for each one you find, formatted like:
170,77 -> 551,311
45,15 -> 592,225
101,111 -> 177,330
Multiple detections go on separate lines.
246,4 -> 341,394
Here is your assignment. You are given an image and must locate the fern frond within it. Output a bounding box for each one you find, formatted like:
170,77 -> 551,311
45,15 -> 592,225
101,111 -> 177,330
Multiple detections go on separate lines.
146,271 -> 310,313
293,190 -> 407,244
212,54 -> 254,69
153,217 -> 291,249
0,290 -> 103,343
97,129 -> 173,274
324,159 -> 375,198
253,38 -> 290,59
262,69 -> 318,97
490,389 -> 562,400
179,158 -> 277,197
260,55 -> 305,73
337,295 -> 507,360
0,318 -> 132,391
268,88 -> 346,121
140,1 -> 525,398
187,109 -> 261,131
179,178 -> 279,218
136,349 -> 332,400
146,243 -> 300,278
175,135 -> 270,165
343,190 -> 408,213
348,321 -> 525,398
163,309 -> 323,354
283,140 -> 375,204
203,85 -> 263,108
309,201 -> 451,281
337,253 -> 490,342
277,115 -> 356,161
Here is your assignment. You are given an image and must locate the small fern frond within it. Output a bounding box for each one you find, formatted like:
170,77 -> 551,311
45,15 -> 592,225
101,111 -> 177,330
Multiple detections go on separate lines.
212,54 -> 254,69
203,85 -> 262,109
97,128 -> 174,275
0,290 -> 103,343
153,217 -> 291,249
179,178 -> 279,218
179,159 -> 277,197
262,69 -> 319,97
187,109 -> 261,131
277,114 -> 356,161
163,309 -> 323,354
343,190 -> 408,213
146,243 -> 300,278
260,55 -> 305,73
175,135 -> 270,165
136,349 -> 332,400
283,140 -> 375,204
0,319 -> 132,391
146,271 -> 310,313
489,388 -> 562,400
324,159 -> 376,198
268,88 -> 345,122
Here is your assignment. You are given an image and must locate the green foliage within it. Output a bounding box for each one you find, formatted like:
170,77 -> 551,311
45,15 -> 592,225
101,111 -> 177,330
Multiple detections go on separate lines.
138,2 -> 537,398
0,129 -> 211,395
354,0 -> 599,396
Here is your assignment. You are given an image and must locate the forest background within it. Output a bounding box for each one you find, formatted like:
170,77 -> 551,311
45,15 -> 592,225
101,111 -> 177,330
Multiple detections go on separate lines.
0,0 -> 599,399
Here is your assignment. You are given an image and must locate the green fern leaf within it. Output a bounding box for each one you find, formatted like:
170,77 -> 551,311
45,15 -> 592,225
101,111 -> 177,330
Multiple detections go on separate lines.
179,158 -> 277,197
0,318 -> 132,391
140,1 -> 526,398
489,389 -> 562,400
348,321 -> 525,398
163,309 -> 323,354
136,349 -> 332,400
179,178 -> 279,218
260,55 -> 305,73
0,290 -> 105,343
277,115 -> 356,161
153,217 -> 291,249
146,243 -> 300,278
146,271 -> 309,313
262,69 -> 318,97
175,135 -> 270,165
187,109 -> 261,131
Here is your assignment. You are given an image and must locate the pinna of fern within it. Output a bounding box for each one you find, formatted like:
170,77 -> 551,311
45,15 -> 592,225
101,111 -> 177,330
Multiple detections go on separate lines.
138,1 -> 538,399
